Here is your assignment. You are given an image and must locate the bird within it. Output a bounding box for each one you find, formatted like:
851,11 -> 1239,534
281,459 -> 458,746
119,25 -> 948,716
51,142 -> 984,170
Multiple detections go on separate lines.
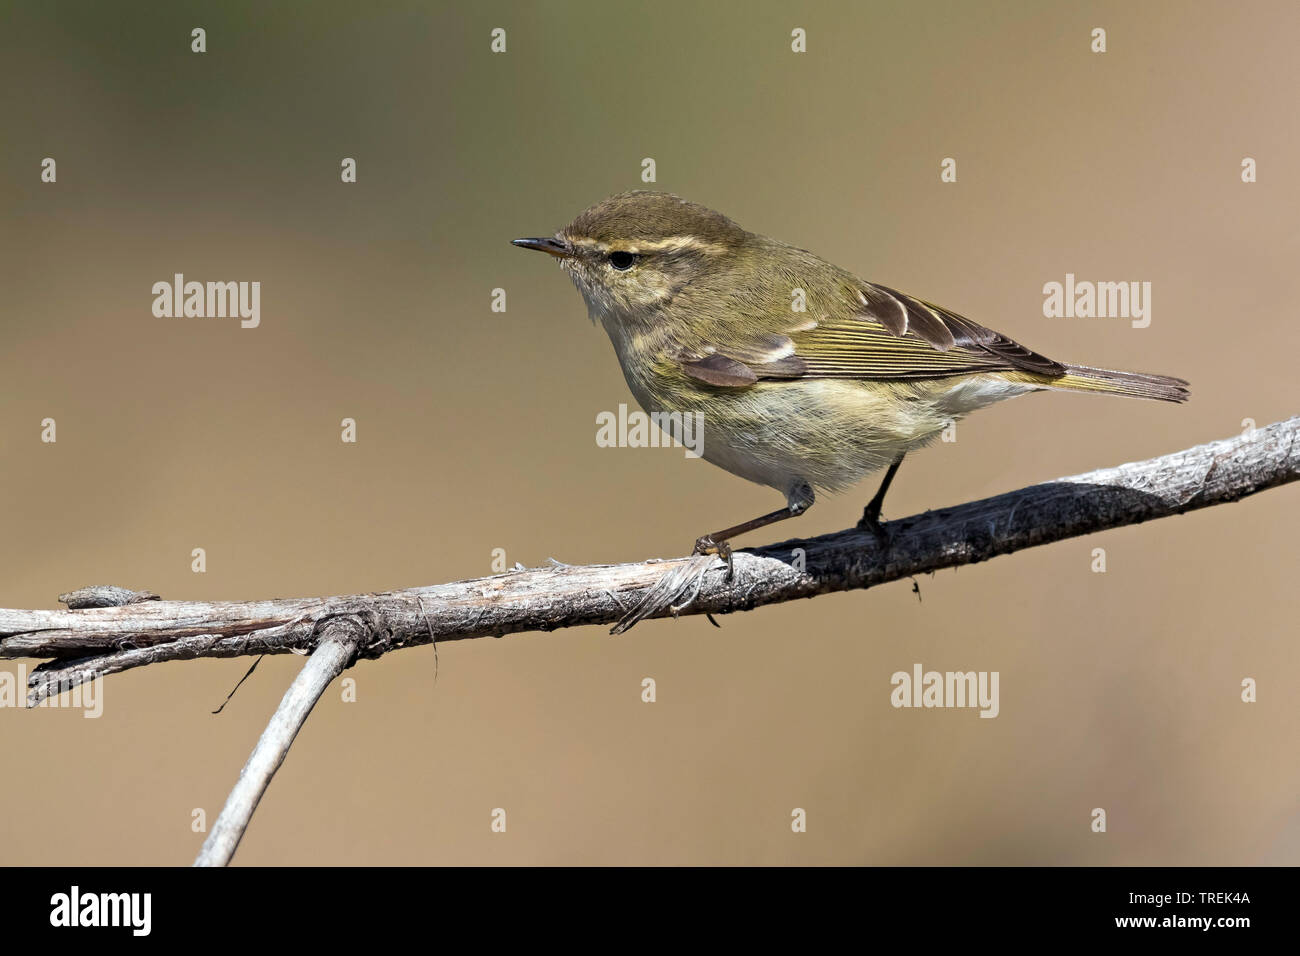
513,191 -> 1188,565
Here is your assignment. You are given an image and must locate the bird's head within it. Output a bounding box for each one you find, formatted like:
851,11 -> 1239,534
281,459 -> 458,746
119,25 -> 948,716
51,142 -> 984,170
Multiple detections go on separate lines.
513,191 -> 750,326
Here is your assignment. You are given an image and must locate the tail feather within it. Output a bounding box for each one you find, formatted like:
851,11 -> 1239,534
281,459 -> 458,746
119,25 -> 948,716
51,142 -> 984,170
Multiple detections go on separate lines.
1004,364 -> 1189,403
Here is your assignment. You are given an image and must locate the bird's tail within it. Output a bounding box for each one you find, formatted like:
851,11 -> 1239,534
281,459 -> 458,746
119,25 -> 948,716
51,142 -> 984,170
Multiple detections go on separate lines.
1004,364 -> 1190,403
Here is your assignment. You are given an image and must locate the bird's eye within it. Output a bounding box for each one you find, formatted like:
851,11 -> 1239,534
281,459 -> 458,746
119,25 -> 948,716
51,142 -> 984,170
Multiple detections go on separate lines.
607,251 -> 638,271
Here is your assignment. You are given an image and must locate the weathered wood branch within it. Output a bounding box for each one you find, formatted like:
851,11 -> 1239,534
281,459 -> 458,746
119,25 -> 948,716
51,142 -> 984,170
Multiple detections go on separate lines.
7,417 -> 1296,866
4,417 -> 1297,707
193,617 -> 366,867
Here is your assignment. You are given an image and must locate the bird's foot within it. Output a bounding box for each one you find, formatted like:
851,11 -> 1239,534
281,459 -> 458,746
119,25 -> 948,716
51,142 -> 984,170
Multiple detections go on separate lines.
693,535 -> 734,582
856,506 -> 890,543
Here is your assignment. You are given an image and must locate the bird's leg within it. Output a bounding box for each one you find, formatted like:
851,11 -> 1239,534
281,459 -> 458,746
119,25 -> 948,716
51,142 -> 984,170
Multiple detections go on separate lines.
694,483 -> 814,581
857,455 -> 905,537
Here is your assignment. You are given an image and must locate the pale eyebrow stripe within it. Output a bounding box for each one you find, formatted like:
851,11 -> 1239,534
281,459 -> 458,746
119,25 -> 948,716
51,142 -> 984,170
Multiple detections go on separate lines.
566,235 -> 730,256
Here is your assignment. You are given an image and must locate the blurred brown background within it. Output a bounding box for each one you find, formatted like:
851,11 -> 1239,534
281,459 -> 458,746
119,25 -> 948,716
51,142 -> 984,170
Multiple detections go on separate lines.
1,0 -> 1296,865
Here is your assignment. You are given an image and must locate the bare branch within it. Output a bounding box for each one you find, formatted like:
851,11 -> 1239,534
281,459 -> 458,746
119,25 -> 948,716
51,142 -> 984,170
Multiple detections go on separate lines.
192,617 -> 366,867
8,417 -> 1297,866
4,417 -> 1297,700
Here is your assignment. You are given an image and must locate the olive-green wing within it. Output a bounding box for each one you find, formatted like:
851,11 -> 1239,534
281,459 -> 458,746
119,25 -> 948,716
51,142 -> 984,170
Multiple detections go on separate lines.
675,279 -> 1065,387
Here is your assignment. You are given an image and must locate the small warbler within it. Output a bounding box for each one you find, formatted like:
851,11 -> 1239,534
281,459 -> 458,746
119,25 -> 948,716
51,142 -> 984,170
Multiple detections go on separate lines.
514,191 -> 1188,562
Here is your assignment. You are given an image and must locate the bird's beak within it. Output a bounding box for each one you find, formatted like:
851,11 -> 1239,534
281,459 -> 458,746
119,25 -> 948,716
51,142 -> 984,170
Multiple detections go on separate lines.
512,236 -> 572,259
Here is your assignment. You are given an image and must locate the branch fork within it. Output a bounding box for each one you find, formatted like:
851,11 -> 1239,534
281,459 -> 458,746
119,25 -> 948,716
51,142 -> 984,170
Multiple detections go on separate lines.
1,417 -> 1294,863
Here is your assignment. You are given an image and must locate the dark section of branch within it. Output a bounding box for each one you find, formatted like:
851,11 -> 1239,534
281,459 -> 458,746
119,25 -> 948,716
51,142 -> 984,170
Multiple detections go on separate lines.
58,586 -> 160,609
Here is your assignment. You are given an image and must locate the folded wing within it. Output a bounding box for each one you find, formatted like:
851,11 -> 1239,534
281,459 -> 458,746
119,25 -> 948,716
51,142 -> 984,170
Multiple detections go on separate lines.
677,277 -> 1066,387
